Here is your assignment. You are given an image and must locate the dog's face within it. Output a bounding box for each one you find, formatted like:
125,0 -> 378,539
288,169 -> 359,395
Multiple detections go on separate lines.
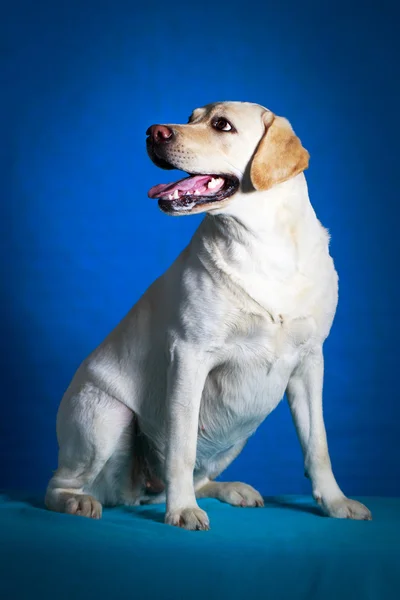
147,101 -> 309,216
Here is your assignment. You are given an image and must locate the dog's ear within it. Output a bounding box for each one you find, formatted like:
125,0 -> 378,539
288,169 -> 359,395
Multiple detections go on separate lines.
250,112 -> 310,191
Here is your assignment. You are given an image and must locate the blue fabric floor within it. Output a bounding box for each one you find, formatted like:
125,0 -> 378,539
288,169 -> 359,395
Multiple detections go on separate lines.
0,494 -> 398,600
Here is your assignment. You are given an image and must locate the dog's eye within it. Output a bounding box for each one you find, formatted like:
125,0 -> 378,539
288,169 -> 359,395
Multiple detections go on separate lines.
212,118 -> 234,132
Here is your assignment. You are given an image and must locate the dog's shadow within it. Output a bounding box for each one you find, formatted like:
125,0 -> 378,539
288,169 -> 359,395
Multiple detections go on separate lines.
262,496 -> 324,517
0,491 -> 47,511
1,492 -> 323,522
129,495 -> 324,524
129,507 -> 166,523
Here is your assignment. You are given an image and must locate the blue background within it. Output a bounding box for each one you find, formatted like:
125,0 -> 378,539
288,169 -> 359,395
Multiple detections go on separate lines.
1,0 -> 399,497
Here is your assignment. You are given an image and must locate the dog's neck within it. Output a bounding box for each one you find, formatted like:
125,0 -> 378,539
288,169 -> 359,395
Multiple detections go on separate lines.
201,173 -> 327,263
211,173 -> 316,237
194,173 -> 330,317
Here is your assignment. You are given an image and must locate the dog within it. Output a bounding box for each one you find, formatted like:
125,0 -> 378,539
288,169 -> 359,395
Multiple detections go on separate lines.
45,101 -> 371,529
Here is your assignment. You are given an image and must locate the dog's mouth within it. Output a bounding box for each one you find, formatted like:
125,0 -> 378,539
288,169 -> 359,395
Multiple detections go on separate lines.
148,173 -> 239,214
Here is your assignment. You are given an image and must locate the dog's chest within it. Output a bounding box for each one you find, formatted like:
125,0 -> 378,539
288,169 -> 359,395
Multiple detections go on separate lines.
197,314 -> 316,453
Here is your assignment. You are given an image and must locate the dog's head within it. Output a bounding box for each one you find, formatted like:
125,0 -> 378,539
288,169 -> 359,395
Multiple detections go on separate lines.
146,101 -> 309,215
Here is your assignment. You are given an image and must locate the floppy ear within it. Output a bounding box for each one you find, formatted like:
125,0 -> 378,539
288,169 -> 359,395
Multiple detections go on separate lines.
250,112 -> 310,191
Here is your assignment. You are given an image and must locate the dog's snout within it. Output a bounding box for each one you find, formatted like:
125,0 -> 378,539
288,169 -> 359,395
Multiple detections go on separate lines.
146,124 -> 174,144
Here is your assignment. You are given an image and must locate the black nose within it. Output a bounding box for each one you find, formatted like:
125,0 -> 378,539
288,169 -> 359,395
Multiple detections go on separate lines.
146,124 -> 174,144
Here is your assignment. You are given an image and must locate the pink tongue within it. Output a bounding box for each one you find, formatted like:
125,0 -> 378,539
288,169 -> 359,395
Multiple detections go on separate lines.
148,175 -> 213,199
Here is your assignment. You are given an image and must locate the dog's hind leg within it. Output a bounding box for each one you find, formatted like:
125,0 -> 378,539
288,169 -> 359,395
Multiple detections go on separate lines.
45,383 -> 133,519
195,440 -> 263,507
196,480 -> 264,507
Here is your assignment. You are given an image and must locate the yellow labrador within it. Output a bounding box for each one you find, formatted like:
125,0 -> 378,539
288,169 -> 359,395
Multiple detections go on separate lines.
45,102 -> 371,529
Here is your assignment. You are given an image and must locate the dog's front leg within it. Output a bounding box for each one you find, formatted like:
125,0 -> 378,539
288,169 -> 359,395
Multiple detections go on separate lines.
287,347 -> 372,520
164,344 -> 210,530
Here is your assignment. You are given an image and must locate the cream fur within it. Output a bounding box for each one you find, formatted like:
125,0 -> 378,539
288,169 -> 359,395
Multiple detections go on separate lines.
45,102 -> 371,528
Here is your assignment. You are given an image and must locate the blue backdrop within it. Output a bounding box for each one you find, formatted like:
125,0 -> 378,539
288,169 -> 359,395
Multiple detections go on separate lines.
1,0 -> 399,497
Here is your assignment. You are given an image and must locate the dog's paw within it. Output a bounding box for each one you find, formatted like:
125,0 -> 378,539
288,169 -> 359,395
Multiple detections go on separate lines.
215,482 -> 264,507
165,506 -> 210,530
65,494 -> 102,519
318,496 -> 372,520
